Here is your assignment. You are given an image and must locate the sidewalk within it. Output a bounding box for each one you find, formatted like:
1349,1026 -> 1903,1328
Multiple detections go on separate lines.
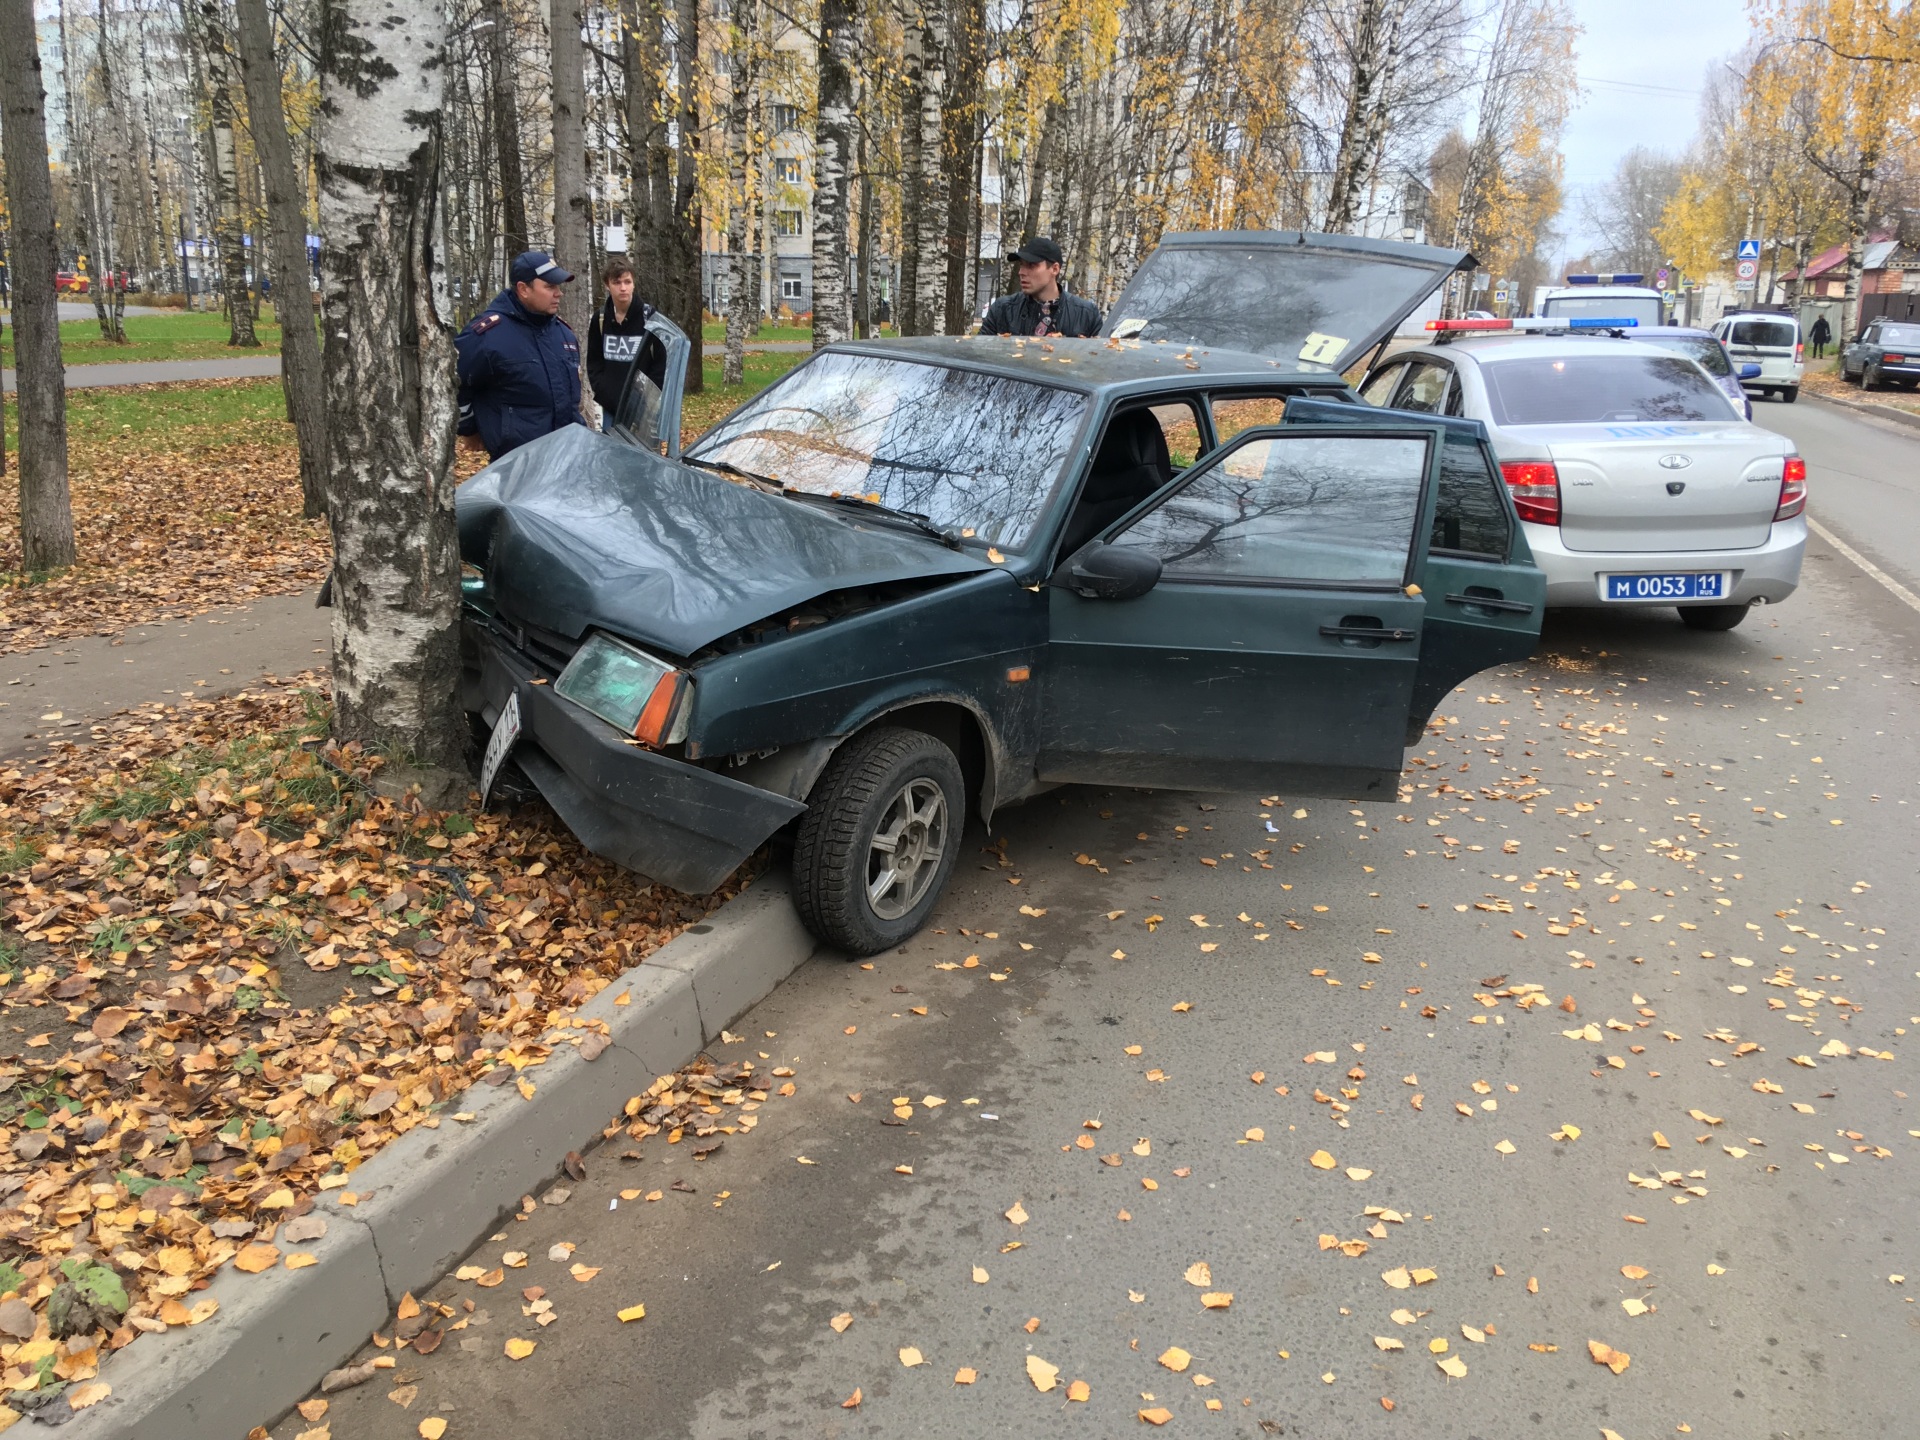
0,591 -> 330,758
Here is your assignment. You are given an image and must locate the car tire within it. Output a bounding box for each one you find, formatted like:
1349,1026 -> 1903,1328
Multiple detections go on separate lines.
1781,386 -> 1799,404
792,725 -> 965,955
1863,365 -> 1879,391
1680,603 -> 1751,632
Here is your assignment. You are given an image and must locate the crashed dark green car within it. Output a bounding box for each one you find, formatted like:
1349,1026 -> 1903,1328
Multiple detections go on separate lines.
457,233 -> 1546,953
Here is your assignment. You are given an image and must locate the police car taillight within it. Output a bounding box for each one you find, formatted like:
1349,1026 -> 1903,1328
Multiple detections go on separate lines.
1775,457 -> 1807,521
1500,461 -> 1561,526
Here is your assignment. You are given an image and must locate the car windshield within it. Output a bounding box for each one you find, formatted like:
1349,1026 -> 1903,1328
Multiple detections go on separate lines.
1729,319 -> 1795,348
686,352 -> 1089,552
1479,354 -> 1738,425
1880,323 -> 1920,346
1639,335 -> 1733,377
1540,293 -> 1664,326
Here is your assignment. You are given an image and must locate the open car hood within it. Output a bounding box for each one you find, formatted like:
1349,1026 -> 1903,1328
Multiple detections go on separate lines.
457,426 -> 992,657
1103,231 -> 1474,373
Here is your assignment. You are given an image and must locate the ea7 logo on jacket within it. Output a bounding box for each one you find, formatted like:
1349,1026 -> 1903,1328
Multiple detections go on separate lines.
603,335 -> 643,362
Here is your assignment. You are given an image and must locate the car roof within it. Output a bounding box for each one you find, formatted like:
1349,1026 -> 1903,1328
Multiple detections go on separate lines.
828,336 -> 1352,392
1539,285 -> 1662,296
1620,326 -> 1718,339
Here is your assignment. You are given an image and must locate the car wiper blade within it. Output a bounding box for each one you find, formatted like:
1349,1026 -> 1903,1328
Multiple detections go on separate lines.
785,490 -> 961,548
684,456 -> 784,492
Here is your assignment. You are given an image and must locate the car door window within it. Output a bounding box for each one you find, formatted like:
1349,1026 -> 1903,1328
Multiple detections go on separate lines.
1432,435 -> 1510,559
1211,394 -> 1291,444
1148,400 -> 1205,468
1392,361 -> 1452,414
1358,364 -> 1404,407
1113,431 -> 1430,587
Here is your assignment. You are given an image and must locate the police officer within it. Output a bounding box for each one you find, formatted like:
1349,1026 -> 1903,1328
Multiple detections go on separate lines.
456,251 -> 587,461
982,236 -> 1102,337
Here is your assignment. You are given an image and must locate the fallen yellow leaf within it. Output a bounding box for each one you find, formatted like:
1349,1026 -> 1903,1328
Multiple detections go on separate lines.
1159,1345 -> 1193,1372
1026,1354 -> 1059,1391
1066,1379 -> 1091,1402
617,1304 -> 647,1322
1185,1261 -> 1212,1287
829,1312 -> 853,1333
1005,1202 -> 1029,1225
1140,1408 -> 1174,1426
1201,1292 -> 1233,1310
900,1346 -> 925,1368
504,1338 -> 537,1360
418,1421 -> 448,1440
954,1368 -> 977,1385
1309,1150 -> 1338,1170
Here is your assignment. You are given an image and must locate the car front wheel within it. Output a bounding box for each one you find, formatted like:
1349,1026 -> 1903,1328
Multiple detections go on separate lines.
1680,603 -> 1751,632
792,726 -> 965,954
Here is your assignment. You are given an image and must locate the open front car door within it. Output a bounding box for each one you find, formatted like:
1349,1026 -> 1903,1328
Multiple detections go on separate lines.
609,311 -> 692,458
1039,423 -> 1453,798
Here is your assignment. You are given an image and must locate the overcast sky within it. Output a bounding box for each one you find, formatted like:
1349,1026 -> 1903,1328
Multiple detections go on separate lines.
1555,0 -> 1752,260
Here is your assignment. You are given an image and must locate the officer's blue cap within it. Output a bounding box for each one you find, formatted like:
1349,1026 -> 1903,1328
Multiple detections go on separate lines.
510,251 -> 575,286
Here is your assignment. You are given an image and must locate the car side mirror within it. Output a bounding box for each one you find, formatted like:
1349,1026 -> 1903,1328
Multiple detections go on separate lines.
1738,363 -> 1762,379
1054,542 -> 1162,601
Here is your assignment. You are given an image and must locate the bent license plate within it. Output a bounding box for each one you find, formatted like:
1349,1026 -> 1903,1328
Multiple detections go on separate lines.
1602,571 -> 1730,602
478,691 -> 523,806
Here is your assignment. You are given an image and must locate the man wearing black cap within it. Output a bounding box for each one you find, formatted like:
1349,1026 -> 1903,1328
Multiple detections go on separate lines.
455,250 -> 587,461
982,236 -> 1102,338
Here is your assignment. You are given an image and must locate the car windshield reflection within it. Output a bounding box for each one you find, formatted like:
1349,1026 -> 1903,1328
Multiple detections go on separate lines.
686,352 -> 1090,552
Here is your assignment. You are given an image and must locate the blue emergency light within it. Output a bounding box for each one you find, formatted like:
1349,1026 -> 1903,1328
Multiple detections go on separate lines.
1563,273 -> 1645,286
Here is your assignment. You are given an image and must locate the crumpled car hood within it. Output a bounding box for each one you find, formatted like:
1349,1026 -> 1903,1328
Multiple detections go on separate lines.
457,425 -> 993,657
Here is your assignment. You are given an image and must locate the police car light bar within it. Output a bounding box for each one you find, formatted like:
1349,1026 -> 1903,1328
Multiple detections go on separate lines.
1426,317 -> 1640,332
1563,273 -> 1644,286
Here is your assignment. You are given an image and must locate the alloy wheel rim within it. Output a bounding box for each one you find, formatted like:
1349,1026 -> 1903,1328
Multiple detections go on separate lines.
866,777 -> 948,921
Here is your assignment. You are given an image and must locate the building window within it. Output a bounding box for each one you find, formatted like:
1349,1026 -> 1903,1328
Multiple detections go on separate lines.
775,209 -> 804,237
781,276 -> 804,300
770,103 -> 799,134
774,157 -> 801,186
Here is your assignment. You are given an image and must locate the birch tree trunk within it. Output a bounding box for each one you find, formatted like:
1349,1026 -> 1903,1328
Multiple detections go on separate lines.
316,0 -> 464,788
199,0 -> 260,346
93,0 -> 130,338
486,0 -> 530,263
1323,0 -> 1387,232
669,0 -> 704,392
854,112 -> 875,337
551,0 -> 593,414
0,0 -> 77,570
900,0 -> 948,335
235,0 -> 329,518
723,0 -> 759,384
810,0 -> 856,348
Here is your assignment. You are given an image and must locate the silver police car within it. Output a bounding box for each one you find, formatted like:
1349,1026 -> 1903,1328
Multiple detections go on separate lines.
1358,322 -> 1806,630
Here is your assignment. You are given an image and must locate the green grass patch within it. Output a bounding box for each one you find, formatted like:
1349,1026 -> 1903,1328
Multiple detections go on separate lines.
16,379 -> 293,462
0,307 -> 319,367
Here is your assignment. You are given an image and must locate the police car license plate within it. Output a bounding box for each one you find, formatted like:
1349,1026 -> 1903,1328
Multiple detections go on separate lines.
1601,572 -> 1730,602
478,691 -> 523,806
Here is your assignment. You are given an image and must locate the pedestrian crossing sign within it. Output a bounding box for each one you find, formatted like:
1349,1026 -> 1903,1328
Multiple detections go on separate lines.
1737,239 -> 1762,260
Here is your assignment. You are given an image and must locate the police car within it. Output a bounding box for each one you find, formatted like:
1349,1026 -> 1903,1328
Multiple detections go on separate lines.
1357,317 -> 1805,630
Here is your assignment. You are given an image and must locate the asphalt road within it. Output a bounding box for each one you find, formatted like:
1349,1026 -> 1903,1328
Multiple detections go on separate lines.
281,406 -> 1920,1440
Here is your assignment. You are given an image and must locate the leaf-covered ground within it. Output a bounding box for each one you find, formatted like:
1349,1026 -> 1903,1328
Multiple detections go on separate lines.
0,676 -> 744,1408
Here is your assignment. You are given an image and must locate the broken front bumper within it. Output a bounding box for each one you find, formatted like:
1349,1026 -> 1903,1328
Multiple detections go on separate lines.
465,623 -> 804,894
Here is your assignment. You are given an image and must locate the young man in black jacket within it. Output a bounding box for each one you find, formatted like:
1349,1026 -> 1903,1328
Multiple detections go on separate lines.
585,255 -> 657,428
981,236 -> 1102,337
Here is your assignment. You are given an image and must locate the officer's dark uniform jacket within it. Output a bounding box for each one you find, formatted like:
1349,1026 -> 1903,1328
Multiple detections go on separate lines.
585,298 -> 665,414
455,288 -> 585,460
981,287 -> 1103,338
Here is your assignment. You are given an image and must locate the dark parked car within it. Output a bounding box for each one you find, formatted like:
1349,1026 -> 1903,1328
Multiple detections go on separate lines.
457,233 -> 1547,953
1841,316 -> 1920,390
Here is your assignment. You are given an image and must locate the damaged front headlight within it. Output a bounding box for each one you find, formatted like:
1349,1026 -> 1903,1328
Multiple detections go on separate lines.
554,631 -> 692,747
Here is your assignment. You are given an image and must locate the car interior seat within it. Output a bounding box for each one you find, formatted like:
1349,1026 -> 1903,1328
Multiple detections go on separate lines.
1057,409 -> 1174,559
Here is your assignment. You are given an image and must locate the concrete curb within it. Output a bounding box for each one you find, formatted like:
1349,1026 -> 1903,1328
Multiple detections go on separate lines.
73,872 -> 819,1439
1806,387 -> 1920,433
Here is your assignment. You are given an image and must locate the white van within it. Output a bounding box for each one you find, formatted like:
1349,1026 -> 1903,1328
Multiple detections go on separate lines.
1712,311 -> 1804,403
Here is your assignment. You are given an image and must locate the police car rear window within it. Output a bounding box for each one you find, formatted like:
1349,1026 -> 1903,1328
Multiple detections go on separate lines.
1478,355 -> 1737,426
1728,319 -> 1795,349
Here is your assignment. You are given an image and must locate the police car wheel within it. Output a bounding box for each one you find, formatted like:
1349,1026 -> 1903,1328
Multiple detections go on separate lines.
1680,603 -> 1750,632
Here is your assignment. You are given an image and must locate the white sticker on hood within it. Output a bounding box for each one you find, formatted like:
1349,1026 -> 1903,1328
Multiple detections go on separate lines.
1299,332 -> 1349,365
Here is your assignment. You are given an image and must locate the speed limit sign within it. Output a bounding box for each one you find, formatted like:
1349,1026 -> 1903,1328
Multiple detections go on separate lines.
1736,258 -> 1759,281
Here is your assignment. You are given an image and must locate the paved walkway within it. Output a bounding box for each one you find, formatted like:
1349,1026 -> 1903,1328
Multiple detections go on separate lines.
3,340 -> 815,393
0,593 -> 331,760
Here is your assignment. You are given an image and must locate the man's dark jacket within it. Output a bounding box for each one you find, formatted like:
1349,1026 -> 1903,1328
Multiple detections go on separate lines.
981,287 -> 1103,338
455,288 -> 585,460
585,297 -> 663,412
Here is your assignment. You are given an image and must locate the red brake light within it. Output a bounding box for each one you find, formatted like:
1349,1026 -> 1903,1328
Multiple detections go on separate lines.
1795,342 -> 1804,364
1775,456 -> 1807,521
1499,460 -> 1561,525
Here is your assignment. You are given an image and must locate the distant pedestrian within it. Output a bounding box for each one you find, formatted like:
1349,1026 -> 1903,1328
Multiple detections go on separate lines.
455,250 -> 585,462
585,255 -> 662,429
982,236 -> 1102,338
1809,313 -> 1832,359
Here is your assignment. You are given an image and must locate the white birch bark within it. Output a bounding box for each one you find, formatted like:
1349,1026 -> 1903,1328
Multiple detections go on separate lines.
723,0 -> 759,384
810,0 -> 856,348
316,0 -> 465,788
